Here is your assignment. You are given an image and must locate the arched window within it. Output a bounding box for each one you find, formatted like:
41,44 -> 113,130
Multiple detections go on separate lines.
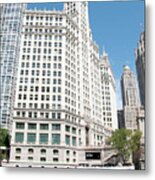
53,149 -> 59,155
40,149 -> 46,154
28,148 -> 34,154
66,150 -> 70,155
16,148 -> 21,153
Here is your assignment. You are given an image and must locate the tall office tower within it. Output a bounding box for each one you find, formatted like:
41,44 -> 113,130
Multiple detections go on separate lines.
100,51 -> 118,129
135,32 -> 145,108
10,2 -> 117,167
0,4 -> 26,131
117,110 -> 124,129
121,66 -> 140,131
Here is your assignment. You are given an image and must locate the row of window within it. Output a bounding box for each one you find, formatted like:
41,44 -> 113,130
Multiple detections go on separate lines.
21,62 -> 53,68
15,132 -> 77,146
24,34 -> 63,41
16,123 -> 78,134
17,102 -> 61,109
24,28 -> 64,34
19,78 -> 62,84
26,15 -> 63,22
16,123 -> 61,130
25,22 -> 63,27
15,156 -> 77,163
18,94 -> 62,101
22,55 -> 62,61
23,41 -> 62,47
16,111 -> 61,119
20,70 -> 62,76
23,47 -> 62,54
16,148 -> 76,156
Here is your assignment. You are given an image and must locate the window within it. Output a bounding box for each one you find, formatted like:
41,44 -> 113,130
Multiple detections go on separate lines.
40,157 -> 46,162
28,123 -> 36,130
66,150 -> 70,155
16,148 -> 21,154
46,95 -> 50,101
46,87 -> 50,92
65,125 -> 70,132
73,151 -> 76,156
16,122 -> 25,129
66,158 -> 70,162
18,94 -> 22,99
28,148 -> 34,154
53,158 -> 58,162
57,113 -> 61,119
58,79 -> 61,84
52,124 -> 61,131
40,149 -> 46,154
40,124 -> 49,130
39,134 -> 48,144
72,137 -> 76,146
58,96 -> 61,101
53,79 -> 56,84
52,134 -> 60,145
78,129 -> 81,135
15,133 -> 24,143
15,156 -> 21,160
72,127 -> 76,134
53,71 -> 57,76
47,79 -> 50,84
52,113 -> 56,119
58,72 -> 61,77
53,149 -> 59,155
65,135 -> 70,145
28,157 -> 33,161
27,133 -> 36,143
53,87 -> 56,93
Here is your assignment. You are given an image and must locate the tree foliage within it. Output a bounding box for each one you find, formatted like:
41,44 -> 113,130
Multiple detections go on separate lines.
0,128 -> 10,147
0,128 -> 10,166
108,128 -> 142,164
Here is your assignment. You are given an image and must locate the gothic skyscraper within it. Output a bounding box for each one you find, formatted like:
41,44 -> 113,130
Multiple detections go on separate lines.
8,2 -> 117,167
121,66 -> 140,131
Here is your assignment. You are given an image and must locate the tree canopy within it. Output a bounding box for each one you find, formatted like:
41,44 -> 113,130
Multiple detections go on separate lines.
108,128 -> 142,164
0,128 -> 10,147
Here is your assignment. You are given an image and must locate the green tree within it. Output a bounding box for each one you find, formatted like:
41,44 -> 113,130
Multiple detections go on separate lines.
108,128 -> 142,165
0,128 -> 10,167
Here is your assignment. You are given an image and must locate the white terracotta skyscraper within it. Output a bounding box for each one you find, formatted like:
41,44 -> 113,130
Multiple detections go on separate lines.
9,2 -> 118,167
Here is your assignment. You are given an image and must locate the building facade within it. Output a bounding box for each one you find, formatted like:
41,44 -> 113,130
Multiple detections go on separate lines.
135,32 -> 145,108
100,51 -> 118,129
121,66 -> 140,131
9,2 -> 117,167
0,4 -> 26,131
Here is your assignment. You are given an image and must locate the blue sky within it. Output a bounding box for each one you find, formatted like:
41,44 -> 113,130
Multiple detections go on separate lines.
27,1 -> 144,109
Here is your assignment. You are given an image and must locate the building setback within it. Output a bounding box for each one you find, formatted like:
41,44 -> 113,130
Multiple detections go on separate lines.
135,32 -> 145,108
9,2 -> 117,167
100,51 -> 118,129
0,4 -> 26,131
